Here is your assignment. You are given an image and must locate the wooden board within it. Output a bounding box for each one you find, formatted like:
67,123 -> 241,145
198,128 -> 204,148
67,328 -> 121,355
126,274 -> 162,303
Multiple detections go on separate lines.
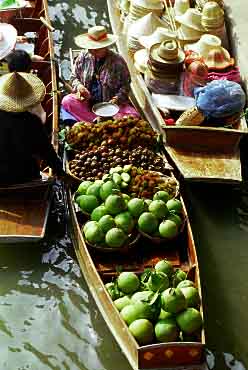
107,0 -> 247,183
0,0 -> 59,243
0,184 -> 51,243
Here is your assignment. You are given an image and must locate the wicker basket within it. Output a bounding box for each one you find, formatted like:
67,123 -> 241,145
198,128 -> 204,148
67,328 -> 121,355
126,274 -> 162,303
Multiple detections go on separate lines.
66,160 -> 82,183
84,230 -> 141,254
139,214 -> 186,245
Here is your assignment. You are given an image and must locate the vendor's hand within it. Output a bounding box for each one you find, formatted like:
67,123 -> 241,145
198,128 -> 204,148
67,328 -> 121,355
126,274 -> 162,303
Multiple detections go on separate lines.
109,96 -> 118,105
77,84 -> 91,99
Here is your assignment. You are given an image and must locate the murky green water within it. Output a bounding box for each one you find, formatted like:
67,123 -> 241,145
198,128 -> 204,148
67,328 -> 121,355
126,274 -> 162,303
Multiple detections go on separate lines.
0,1 -> 247,369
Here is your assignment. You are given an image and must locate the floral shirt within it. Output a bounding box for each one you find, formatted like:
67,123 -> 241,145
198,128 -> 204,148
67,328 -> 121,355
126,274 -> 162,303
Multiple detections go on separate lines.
71,50 -> 131,104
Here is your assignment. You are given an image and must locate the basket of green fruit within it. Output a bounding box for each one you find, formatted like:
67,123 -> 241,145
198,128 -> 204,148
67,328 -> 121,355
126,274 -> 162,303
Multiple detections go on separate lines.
138,197 -> 186,244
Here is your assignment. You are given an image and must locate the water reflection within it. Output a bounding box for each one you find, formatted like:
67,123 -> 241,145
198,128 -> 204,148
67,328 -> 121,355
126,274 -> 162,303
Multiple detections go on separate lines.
0,234 -> 131,370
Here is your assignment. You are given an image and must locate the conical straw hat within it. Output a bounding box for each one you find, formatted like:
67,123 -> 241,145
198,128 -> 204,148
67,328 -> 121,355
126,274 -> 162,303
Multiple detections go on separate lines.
132,0 -> 164,10
0,72 -> 45,112
177,24 -> 204,41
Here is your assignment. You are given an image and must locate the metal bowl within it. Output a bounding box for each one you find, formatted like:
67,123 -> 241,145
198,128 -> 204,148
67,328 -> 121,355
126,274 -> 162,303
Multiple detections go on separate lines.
92,102 -> 119,117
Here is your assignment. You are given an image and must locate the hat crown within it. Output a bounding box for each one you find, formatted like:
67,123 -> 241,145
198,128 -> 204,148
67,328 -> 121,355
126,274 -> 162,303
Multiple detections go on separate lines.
188,60 -> 208,77
200,34 -> 221,47
158,40 -> 179,60
87,26 -> 107,41
202,1 -> 224,18
174,0 -> 190,15
2,72 -> 33,98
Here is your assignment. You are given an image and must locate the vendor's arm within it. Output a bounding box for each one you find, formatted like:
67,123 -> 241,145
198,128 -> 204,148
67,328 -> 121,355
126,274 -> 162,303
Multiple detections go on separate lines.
112,56 -> 131,104
71,52 -> 86,92
30,114 -> 65,177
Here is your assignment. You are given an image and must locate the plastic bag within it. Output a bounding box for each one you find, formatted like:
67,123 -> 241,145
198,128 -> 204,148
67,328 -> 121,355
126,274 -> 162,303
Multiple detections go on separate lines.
194,80 -> 246,118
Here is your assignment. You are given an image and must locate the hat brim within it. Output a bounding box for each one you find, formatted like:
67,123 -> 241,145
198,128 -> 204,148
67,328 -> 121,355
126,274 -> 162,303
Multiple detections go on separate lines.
206,58 -> 235,70
74,33 -> 117,49
0,73 -> 45,112
0,24 -> 17,60
150,43 -> 185,65
175,15 -> 205,31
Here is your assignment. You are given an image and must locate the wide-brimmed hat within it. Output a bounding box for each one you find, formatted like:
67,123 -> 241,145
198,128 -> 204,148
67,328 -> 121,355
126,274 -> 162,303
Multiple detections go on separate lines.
204,46 -> 235,70
150,40 -> 185,64
0,72 -> 45,112
175,8 -> 205,31
0,23 -> 17,60
74,26 -> 117,49
139,27 -> 177,49
177,23 -> 204,41
186,34 -> 221,58
201,1 -> 224,29
174,0 -> 190,17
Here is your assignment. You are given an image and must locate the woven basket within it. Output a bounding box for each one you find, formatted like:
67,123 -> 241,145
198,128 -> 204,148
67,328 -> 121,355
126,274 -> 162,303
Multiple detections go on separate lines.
139,214 -> 186,245
84,230 -> 141,254
66,160 -> 82,183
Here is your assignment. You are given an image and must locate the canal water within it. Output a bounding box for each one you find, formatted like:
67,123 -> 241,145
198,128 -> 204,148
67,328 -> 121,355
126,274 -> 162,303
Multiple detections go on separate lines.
0,1 -> 247,369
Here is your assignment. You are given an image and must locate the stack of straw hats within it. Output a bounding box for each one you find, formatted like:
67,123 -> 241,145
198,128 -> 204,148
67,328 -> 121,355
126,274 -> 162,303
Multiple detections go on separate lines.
186,34 -> 234,70
145,40 -> 185,93
175,8 -> 205,43
125,0 -> 164,27
174,0 -> 190,16
201,1 -> 224,30
127,12 -> 167,53
134,48 -> 149,73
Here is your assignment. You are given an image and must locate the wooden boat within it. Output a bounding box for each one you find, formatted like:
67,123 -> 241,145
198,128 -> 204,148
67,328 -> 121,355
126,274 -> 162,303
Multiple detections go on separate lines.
66,50 -> 206,370
68,188 -> 206,370
106,0 -> 248,183
0,0 -> 59,243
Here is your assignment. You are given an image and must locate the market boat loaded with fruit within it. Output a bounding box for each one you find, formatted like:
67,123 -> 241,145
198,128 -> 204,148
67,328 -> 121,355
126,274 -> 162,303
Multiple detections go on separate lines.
64,113 -> 205,368
0,0 -> 59,243
107,0 -> 248,183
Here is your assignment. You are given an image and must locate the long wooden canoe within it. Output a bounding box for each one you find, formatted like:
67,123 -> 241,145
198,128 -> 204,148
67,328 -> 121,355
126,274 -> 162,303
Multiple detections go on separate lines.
107,0 -> 247,183
67,48 -> 206,370
0,0 -> 59,243
68,188 -> 206,370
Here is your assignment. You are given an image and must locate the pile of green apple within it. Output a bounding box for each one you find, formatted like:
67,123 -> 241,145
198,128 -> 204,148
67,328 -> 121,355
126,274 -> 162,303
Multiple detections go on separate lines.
105,259 -> 203,345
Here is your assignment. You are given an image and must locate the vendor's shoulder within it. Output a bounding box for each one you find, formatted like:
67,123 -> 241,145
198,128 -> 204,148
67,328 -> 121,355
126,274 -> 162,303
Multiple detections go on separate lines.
108,50 -> 127,64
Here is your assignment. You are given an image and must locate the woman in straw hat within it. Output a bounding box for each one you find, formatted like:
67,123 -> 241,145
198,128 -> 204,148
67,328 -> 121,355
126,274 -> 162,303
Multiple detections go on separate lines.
61,25 -> 139,122
0,72 -> 66,185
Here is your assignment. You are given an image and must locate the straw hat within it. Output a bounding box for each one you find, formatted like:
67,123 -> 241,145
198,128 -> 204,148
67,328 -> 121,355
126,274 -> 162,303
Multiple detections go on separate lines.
201,1 -> 224,29
74,26 -> 117,49
150,40 -> 185,64
134,48 -> 149,73
175,8 -> 205,31
204,47 -> 235,70
187,60 -> 208,84
128,12 -> 168,38
177,23 -> 204,41
133,0 -> 164,10
186,34 -> 221,58
0,23 -> 17,60
0,72 -> 45,112
139,27 -> 177,49
174,0 -> 190,17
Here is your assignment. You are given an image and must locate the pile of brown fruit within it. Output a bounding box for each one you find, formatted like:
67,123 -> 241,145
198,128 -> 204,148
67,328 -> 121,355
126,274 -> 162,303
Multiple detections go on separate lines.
66,117 -> 158,151
68,146 -> 172,181
128,167 -> 179,199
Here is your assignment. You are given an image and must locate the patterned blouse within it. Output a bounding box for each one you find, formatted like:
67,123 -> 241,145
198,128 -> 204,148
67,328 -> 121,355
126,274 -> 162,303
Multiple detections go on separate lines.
71,49 -> 131,104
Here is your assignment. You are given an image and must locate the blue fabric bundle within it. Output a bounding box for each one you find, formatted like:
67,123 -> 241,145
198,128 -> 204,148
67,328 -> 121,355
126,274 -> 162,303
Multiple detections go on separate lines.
194,80 -> 246,118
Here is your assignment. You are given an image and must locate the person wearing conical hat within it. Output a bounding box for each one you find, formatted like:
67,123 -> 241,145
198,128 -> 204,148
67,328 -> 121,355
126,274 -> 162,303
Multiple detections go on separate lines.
0,72 -> 66,185
61,25 -> 139,122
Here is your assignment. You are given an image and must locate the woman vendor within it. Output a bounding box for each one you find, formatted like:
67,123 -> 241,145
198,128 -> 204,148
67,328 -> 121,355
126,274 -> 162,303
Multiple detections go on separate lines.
61,25 -> 139,122
0,72 -> 66,185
